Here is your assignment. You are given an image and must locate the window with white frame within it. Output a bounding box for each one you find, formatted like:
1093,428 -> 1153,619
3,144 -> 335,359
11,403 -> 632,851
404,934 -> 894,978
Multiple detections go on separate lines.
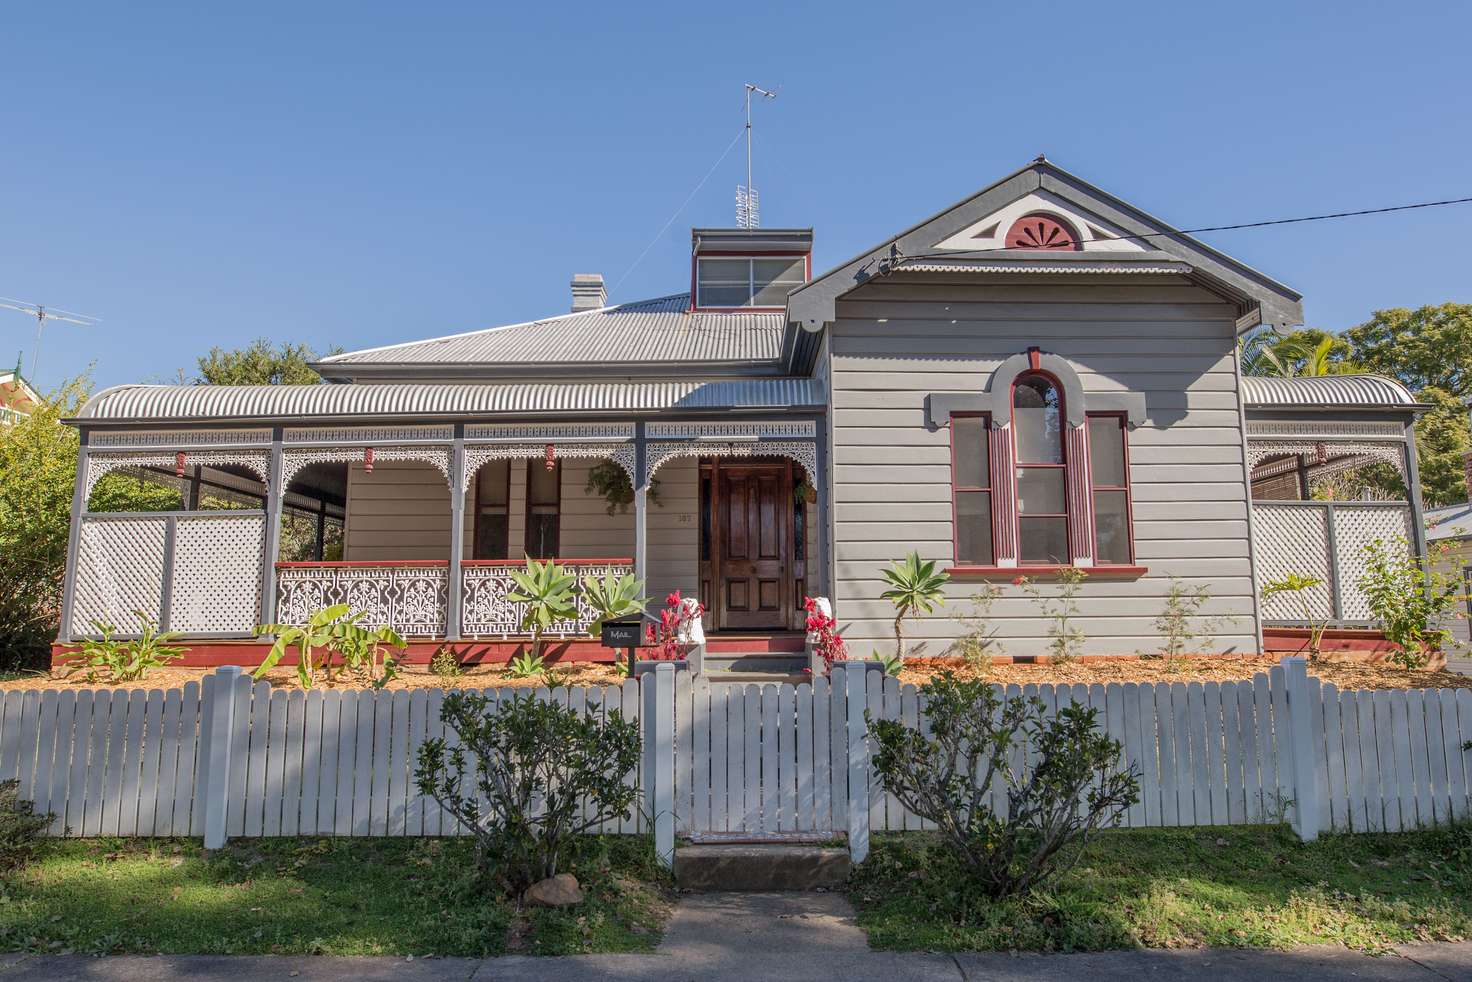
695,256 -> 806,308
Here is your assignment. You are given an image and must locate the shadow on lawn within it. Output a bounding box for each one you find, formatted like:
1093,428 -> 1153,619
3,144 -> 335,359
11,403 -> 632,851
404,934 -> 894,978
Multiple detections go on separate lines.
848,825 -> 1472,953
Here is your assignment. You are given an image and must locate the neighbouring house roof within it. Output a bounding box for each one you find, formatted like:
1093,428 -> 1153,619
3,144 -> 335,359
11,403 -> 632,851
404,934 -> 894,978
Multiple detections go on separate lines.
0,363 -> 40,423
316,294 -> 786,380
1427,502 -> 1472,543
1241,374 -> 1422,411
74,377 -> 825,424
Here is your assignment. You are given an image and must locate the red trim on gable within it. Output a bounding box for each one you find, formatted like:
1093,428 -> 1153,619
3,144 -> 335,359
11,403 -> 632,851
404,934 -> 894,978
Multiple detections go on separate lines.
946,564 -> 1148,578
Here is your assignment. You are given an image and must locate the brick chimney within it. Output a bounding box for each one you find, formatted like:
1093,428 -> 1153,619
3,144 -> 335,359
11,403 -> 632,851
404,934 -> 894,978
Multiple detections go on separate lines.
570,273 -> 606,312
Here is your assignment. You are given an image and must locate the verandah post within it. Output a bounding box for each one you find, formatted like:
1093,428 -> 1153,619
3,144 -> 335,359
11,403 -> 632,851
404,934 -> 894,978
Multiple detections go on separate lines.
1282,656 -> 1325,841
446,428 -> 466,641
842,662 -> 871,863
646,661 -> 675,868
200,666 -> 243,849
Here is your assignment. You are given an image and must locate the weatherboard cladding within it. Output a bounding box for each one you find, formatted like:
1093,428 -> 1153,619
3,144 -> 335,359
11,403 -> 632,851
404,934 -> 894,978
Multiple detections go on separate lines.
318,294 -> 784,367
77,378 -> 825,422
1240,374 -> 1418,409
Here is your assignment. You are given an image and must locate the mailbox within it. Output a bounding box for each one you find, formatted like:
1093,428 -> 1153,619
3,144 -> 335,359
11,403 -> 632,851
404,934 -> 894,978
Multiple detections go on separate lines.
600,618 -> 644,650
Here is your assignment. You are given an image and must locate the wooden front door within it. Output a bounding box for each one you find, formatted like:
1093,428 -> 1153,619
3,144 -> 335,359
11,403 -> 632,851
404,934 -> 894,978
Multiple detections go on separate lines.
712,461 -> 794,631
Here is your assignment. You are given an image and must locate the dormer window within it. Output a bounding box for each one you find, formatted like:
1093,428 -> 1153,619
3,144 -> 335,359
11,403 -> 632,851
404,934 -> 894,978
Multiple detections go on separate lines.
695,255 -> 807,309
690,228 -> 813,311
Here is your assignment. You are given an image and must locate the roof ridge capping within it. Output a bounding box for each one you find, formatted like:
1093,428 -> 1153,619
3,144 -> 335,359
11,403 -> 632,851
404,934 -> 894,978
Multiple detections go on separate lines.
786,158 -> 1306,335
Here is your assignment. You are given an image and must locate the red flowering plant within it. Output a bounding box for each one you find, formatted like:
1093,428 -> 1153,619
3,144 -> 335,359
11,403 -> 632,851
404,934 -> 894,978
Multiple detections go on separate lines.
803,596 -> 848,674
646,590 -> 704,661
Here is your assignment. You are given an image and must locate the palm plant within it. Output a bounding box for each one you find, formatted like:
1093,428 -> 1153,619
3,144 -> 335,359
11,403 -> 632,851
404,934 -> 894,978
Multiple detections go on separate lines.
1240,328 -> 1350,378
579,570 -> 649,638
507,558 -> 579,662
879,551 -> 950,662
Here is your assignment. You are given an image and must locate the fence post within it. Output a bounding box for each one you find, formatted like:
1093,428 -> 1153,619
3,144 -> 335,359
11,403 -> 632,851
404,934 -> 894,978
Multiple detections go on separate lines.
200,666 -> 242,850
647,661 -> 675,868
843,663 -> 871,864
1282,656 -> 1324,841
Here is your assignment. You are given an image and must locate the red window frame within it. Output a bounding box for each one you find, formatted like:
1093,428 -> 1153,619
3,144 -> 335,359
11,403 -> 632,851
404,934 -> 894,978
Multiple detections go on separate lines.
1086,412 -> 1135,565
1012,371 -> 1069,566
948,411 -> 994,565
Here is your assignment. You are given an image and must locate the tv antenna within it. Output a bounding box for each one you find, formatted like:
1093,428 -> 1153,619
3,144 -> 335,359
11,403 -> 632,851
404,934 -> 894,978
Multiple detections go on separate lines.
0,297 -> 100,380
737,82 -> 778,228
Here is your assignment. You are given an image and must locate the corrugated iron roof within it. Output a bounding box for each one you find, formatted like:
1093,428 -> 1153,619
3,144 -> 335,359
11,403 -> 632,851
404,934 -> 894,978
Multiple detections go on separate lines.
1241,374 -> 1420,410
1427,502 -> 1472,542
318,293 -> 784,368
76,378 -> 825,422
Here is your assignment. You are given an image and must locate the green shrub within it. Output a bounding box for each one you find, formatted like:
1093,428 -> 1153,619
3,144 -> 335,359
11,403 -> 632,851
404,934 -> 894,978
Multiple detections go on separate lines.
0,779 -> 52,870
1359,538 -> 1462,669
415,691 -> 642,894
867,673 -> 1139,899
429,646 -> 464,678
1261,573 -> 1329,659
62,616 -> 184,683
1015,567 -> 1088,664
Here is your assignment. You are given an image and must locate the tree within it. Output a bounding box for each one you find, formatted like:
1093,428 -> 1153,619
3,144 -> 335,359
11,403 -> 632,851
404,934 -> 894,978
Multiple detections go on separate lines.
0,379 -> 177,670
1409,386 -> 1471,507
1341,304 -> 1472,399
1239,327 -> 1354,377
195,339 -> 330,385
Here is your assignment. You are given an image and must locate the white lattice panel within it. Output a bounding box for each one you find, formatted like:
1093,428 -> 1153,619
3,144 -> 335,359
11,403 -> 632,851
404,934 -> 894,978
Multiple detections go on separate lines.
1333,505 -> 1413,621
171,514 -> 265,634
462,561 -> 634,638
72,518 -> 167,636
276,565 -> 448,636
1252,505 -> 1334,622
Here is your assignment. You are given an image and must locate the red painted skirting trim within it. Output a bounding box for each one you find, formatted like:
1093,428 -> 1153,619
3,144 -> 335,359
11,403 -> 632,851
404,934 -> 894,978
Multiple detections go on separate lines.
946,564 -> 1148,577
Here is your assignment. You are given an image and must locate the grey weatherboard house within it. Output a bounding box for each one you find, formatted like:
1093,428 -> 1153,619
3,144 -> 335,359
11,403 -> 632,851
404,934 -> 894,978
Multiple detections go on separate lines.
58,160 -> 1428,667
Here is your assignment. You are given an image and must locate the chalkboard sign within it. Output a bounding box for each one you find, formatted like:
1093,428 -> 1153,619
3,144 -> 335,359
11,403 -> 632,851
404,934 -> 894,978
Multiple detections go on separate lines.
600,618 -> 644,649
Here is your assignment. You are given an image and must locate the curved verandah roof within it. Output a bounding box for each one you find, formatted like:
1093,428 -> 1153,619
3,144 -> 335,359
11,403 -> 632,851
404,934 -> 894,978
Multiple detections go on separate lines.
73,378 -> 826,425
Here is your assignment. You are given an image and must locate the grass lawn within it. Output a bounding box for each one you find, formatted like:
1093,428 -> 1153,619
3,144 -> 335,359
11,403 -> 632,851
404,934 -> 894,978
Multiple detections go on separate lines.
0,836 -> 672,956
850,825 -> 1472,953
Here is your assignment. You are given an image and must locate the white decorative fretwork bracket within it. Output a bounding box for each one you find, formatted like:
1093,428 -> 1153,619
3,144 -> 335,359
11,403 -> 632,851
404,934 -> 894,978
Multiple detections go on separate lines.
461,443 -> 637,492
85,450 -> 272,498
644,441 -> 818,487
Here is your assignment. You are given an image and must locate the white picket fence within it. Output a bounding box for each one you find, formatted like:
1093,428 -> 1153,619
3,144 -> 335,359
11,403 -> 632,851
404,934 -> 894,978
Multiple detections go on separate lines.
3,659 -> 1471,867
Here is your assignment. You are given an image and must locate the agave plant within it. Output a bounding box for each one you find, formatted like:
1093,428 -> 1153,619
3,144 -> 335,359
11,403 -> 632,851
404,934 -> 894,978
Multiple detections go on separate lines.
880,551 -> 950,663
507,558 -> 579,662
580,570 -> 649,638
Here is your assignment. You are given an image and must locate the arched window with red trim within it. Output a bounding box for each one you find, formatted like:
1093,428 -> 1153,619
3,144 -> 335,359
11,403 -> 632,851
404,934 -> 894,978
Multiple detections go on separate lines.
1012,373 -> 1069,564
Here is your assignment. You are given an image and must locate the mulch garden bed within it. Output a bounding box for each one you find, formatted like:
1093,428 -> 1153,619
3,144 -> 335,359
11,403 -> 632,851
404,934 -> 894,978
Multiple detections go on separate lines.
4,656 -> 1466,693
897,656 -> 1472,692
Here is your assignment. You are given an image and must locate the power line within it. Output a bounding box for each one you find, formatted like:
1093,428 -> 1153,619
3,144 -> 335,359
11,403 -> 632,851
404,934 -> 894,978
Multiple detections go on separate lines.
887,193 -> 1472,265
612,127 -> 747,292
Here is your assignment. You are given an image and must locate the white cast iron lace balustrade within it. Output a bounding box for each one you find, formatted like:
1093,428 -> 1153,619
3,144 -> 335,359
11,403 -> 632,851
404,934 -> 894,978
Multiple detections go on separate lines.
461,559 -> 636,638
274,562 -> 449,636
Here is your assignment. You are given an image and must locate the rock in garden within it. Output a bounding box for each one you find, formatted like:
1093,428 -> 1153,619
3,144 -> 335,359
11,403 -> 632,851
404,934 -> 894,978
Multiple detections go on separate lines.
524,873 -> 584,907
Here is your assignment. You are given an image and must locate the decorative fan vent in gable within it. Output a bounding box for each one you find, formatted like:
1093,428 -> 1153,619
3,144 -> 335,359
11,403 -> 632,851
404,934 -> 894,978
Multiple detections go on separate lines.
1003,214 -> 1080,251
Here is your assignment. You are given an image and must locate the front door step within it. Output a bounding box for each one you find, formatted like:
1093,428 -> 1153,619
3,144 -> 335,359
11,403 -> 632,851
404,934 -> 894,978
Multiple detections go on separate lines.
674,844 -> 851,892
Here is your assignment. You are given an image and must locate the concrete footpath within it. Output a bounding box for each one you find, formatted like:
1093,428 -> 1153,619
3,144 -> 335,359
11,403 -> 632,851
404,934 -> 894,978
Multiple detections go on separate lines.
3,892 -> 1470,981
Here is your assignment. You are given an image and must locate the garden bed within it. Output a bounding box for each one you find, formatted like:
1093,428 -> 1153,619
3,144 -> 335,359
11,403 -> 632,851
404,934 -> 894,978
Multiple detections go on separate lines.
850,825 -> 1472,953
0,836 -> 672,956
896,656 -> 1472,692
0,662 -> 627,692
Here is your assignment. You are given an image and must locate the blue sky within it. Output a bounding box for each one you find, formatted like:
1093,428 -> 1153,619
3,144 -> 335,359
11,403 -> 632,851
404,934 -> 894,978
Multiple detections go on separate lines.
2,2 -> 1468,391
